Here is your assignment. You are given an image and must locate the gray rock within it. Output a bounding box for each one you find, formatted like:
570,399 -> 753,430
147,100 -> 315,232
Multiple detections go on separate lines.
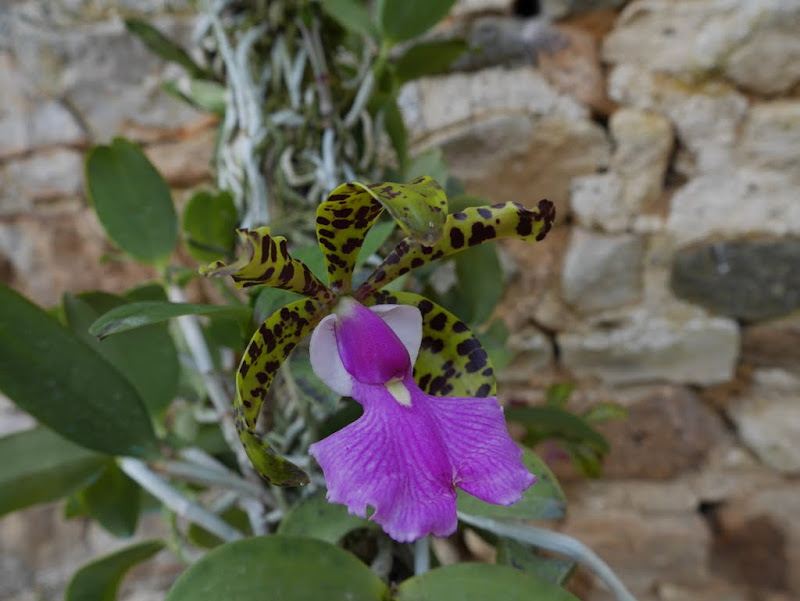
736,101 -> 800,179
540,0 -> 628,19
569,172 -> 628,232
559,309 -> 739,385
741,314 -> 800,374
671,238 -> 800,322
561,228 -> 645,314
0,149 -> 84,213
728,369 -> 800,475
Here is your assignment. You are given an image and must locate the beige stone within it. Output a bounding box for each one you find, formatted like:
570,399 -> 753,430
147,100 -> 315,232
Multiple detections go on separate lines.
736,101 -> 800,179
0,149 -> 84,214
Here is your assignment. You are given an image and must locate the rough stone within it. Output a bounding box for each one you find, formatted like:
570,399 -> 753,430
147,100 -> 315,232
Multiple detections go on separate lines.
741,314 -> 800,374
727,369 -> 800,475
450,16 -> 547,71
559,308 -> 739,385
0,149 -> 84,214
400,66 -> 588,142
736,101 -> 800,179
0,207 -> 156,307
442,114 -> 610,216
608,64 -> 748,176
540,0 -> 628,20
451,0 -> 511,18
144,124 -> 216,188
604,0 -> 800,94
9,15 -> 204,141
561,228 -> 645,314
666,169 -> 800,246
569,172 -> 628,232
670,238 -> 800,322
501,326 -> 553,382
537,24 -> 613,115
609,108 -> 672,211
598,386 -> 725,480
559,511 -> 711,599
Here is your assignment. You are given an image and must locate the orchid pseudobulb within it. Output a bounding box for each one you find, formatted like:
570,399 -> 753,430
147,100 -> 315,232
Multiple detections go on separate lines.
308,297 -> 535,542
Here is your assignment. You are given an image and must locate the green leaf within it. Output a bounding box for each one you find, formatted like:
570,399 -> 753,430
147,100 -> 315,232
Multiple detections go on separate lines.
125,19 -> 205,77
395,39 -> 468,83
321,0 -> 378,38
496,539 -> 575,586
278,493 -> 376,543
357,219 -> 395,266
452,243 -> 503,325
66,540 -> 165,601
404,148 -> 449,189
545,382 -> 575,407
182,190 -> 238,263
395,563 -> 580,601
188,507 -> 251,548
89,301 -> 252,339
582,402 -> 627,425
373,94 -> 407,170
165,536 -> 389,601
0,284 -> 159,458
0,428 -> 106,517
378,0 -> 458,44
80,462 -> 141,538
457,445 -> 566,521
65,293 -> 179,414
85,138 -> 177,263
505,406 -> 610,453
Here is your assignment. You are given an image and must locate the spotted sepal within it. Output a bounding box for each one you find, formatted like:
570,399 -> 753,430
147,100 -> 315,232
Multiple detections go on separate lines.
234,298 -> 328,486
365,290 -> 496,398
202,227 -> 334,302
355,199 -> 555,300
316,177 -> 448,293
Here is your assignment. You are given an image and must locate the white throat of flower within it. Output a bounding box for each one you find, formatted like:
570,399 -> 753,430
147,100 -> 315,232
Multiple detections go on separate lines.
385,377 -> 411,407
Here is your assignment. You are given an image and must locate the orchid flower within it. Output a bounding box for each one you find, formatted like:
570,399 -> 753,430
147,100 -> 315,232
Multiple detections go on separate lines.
309,296 -> 535,541
203,177 -> 555,512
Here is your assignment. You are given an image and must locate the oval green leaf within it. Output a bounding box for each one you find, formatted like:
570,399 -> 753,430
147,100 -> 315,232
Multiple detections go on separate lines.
165,536 -> 389,601
80,461 -> 141,538
378,0 -> 458,44
395,563 -> 580,601
125,18 -> 205,77
496,539 -> 575,586
182,189 -> 238,263
277,493 -> 376,544
0,428 -> 106,517
66,540 -> 166,601
395,39 -> 469,83
85,137 -> 177,263
65,293 -> 179,414
321,0 -> 378,38
457,445 -> 566,521
89,301 -> 252,339
0,284 -> 159,457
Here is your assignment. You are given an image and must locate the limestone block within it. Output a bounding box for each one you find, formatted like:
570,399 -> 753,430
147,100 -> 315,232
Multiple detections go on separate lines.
609,108 -> 673,211
608,64 -> 748,176
741,314 -> 800,375
0,149 -> 84,214
736,101 -> 800,178
558,309 -> 740,385
9,16 -> 203,141
666,168 -> 800,246
670,238 -> 800,322
728,369 -> 800,475
569,172 -> 628,232
604,0 -> 800,94
501,326 -> 553,382
561,228 -> 645,314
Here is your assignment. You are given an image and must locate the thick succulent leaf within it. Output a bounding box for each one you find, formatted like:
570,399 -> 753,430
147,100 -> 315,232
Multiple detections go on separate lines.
235,299 -> 328,486
202,227 -> 333,302
356,199 -> 555,299
316,178 -> 448,293
364,290 -> 495,397
277,492 -> 376,543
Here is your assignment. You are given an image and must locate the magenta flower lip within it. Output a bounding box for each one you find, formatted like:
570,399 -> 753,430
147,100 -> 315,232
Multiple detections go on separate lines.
309,298 -> 535,542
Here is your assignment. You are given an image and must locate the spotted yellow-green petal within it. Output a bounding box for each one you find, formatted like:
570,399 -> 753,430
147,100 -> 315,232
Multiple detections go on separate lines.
316,177 -> 448,293
365,290 -> 496,398
202,227 -> 334,302
234,298 -> 328,486
355,199 -> 555,300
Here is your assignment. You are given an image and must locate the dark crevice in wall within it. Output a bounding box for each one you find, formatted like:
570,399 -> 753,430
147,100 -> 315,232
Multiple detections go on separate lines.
513,0 -> 541,18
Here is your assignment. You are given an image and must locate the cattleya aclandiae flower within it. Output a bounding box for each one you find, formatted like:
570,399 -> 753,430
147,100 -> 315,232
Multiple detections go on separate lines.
203,176 -> 555,540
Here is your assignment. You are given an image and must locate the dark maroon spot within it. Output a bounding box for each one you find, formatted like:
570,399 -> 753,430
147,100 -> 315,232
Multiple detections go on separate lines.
477,208 -> 492,219
452,321 -> 468,333
428,375 -> 448,394
450,228 -> 465,249
411,258 -> 424,268
331,219 -> 351,229
260,235 -> 271,260
327,194 -> 349,201
333,207 -> 353,218
318,228 -> 335,239
476,383 -> 492,397
453,212 -> 467,221
456,338 -> 481,356
468,222 -> 496,245
465,349 -> 488,372
429,312 -> 447,331
418,299 -> 434,314
319,238 -> 336,252
256,372 -> 270,384
316,216 -> 331,226
279,263 -> 294,282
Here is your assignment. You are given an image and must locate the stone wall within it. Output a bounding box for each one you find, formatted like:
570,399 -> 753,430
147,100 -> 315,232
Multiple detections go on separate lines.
2,1 -> 800,600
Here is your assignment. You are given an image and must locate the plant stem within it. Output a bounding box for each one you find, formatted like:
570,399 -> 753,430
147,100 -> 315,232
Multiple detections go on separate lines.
119,457 -> 244,543
457,513 -> 639,601
414,536 -> 431,575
